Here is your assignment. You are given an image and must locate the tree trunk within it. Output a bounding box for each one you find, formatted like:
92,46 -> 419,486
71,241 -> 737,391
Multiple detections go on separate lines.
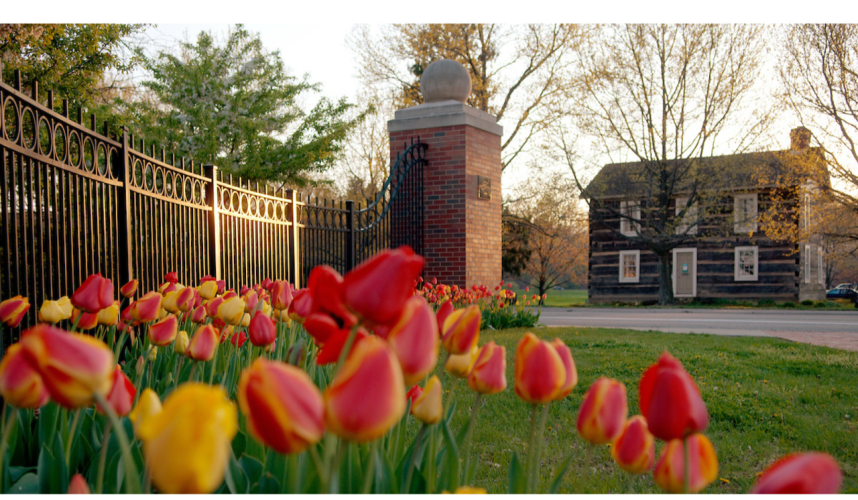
657,252 -> 674,305
539,280 -> 547,306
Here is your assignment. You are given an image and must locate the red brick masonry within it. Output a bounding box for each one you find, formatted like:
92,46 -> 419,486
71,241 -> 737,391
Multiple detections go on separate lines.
390,124 -> 502,288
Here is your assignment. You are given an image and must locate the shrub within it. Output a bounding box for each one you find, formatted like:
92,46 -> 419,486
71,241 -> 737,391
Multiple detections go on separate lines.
757,299 -> 776,307
800,299 -> 815,306
781,301 -> 797,308
813,301 -> 827,308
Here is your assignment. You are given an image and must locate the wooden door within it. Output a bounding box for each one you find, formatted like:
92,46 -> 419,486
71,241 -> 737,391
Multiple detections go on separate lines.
676,250 -> 695,296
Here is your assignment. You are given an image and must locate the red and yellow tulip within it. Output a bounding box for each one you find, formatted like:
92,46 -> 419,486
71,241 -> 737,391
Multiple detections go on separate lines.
750,452 -> 842,494
653,433 -> 718,493
386,296 -> 439,385
148,314 -> 179,346
248,311 -> 276,347
187,324 -> 219,361
467,341 -> 506,395
0,295 -> 30,328
120,279 -> 138,298
514,333 -> 566,404
341,246 -> 424,325
71,273 -> 114,313
97,364 -> 137,417
412,375 -> 443,425
576,377 -> 628,445
440,305 -> 481,355
611,415 -> 655,474
639,352 -> 709,441
0,343 -> 49,408
129,291 -> 163,323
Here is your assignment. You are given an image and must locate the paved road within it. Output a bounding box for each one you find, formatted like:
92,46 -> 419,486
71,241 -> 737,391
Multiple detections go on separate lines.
538,307 -> 858,351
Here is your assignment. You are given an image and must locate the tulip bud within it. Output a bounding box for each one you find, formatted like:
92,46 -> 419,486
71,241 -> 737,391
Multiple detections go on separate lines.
198,280 -> 218,300
467,341 -> 507,395
188,324 -> 219,361
129,388 -> 162,438
137,383 -> 238,494
175,330 -> 190,354
175,287 -> 196,313
67,474 -> 91,494
341,246 -> 424,325
147,346 -> 158,362
514,333 -> 566,404
288,289 -> 312,323
0,343 -> 50,408
96,301 -> 120,326
436,300 -> 454,336
70,308 -> 99,330
120,279 -> 138,298
19,324 -> 114,408
264,340 -> 276,353
71,273 -> 114,313
249,311 -> 277,347
324,336 -> 405,442
286,342 -> 305,367
0,296 -> 30,328
148,314 -> 178,346
406,384 -> 423,410
576,377 -> 628,445
653,434 -> 718,493
216,280 -> 226,295
238,359 -> 324,454
135,356 -> 145,373
240,312 -> 251,328
218,297 -> 245,326
39,298 -> 69,324
272,280 -> 293,310
97,365 -> 137,417
129,292 -> 163,323
387,296 -> 439,385
412,375 -> 443,424
230,330 -> 247,348
751,452 -> 842,494
441,305 -> 481,355
446,344 -> 478,378
611,415 -> 655,474
639,352 -> 709,441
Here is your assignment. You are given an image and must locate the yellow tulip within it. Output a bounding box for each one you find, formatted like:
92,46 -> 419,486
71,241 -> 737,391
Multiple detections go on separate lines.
198,280 -> 218,300
96,301 -> 120,326
129,388 -> 162,438
445,344 -> 478,378
412,375 -> 443,424
218,297 -> 245,326
175,331 -> 190,355
39,298 -> 71,324
137,383 -> 238,494
162,291 -> 180,314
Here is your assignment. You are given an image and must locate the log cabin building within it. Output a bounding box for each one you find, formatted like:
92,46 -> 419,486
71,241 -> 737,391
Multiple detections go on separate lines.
586,128 -> 828,304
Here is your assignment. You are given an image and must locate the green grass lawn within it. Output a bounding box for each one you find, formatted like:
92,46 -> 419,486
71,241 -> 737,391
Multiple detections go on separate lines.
507,287 -> 588,307
428,327 -> 858,493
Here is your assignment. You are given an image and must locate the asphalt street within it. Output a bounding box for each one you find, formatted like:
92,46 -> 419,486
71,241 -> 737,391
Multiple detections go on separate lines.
537,307 -> 858,351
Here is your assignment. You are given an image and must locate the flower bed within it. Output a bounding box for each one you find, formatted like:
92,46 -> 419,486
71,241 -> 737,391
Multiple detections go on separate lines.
0,247 -> 844,494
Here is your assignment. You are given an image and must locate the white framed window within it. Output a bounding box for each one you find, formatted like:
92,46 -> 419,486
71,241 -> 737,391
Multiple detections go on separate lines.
619,250 -> 640,283
734,194 -> 758,233
804,244 -> 811,284
675,197 -> 698,235
818,249 -> 824,285
734,246 -> 759,281
620,201 -> 640,236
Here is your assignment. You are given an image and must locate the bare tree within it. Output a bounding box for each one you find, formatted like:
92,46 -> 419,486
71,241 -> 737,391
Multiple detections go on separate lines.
347,24 -> 585,172
553,24 -> 775,304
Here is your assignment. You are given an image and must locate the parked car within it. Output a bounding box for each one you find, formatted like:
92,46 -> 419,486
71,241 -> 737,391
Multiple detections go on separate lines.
825,287 -> 858,301
832,283 -> 858,290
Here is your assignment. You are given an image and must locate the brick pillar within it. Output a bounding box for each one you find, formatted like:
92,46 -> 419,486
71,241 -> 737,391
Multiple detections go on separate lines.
388,101 -> 503,288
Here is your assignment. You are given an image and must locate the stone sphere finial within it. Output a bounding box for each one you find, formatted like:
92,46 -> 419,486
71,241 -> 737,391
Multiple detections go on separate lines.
420,59 -> 472,103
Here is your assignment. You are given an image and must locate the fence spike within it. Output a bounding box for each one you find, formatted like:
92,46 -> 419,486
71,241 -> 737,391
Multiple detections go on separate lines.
47,90 -> 54,110
14,70 -> 21,91
103,121 -> 109,137
31,80 -> 38,101
62,99 -> 69,118
77,107 -> 83,124
90,114 -> 96,131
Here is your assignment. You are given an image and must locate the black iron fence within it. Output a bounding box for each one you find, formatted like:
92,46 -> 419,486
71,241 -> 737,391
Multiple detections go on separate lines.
0,71 -> 426,334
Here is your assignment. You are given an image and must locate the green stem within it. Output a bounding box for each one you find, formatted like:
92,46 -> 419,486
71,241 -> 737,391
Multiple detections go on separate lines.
309,445 -> 326,492
95,422 -> 111,494
94,393 -> 141,493
333,324 -> 359,375
524,404 -> 539,493
0,404 -> 16,492
64,408 -> 81,467
403,424 -> 428,494
321,433 -> 337,493
530,402 -> 550,493
113,331 -> 128,363
683,436 -> 690,494
189,361 -> 198,383
68,313 -> 82,334
461,393 -> 483,485
360,440 -> 379,493
171,356 -> 184,392
426,424 -> 437,494
585,444 -> 594,493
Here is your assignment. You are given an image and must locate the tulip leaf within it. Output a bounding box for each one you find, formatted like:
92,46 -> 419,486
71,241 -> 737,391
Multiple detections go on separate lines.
508,451 -> 527,494
225,453 -> 250,494
548,453 -> 575,494
380,449 -> 399,493
239,454 -> 264,486
231,431 -> 247,459
37,403 -> 60,450
7,472 -> 38,494
440,420 -> 459,492
36,436 -> 68,494
253,472 -> 280,494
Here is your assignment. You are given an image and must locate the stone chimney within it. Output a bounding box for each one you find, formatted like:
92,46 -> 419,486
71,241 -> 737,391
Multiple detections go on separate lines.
790,126 -> 811,150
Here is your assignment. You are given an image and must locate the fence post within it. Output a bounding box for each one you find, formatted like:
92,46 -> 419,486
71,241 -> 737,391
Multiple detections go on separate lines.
287,189 -> 301,288
204,165 -> 222,280
346,200 -> 356,272
117,128 -> 134,287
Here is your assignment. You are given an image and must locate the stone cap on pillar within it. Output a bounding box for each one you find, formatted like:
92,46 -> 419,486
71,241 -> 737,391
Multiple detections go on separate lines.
387,59 -> 503,137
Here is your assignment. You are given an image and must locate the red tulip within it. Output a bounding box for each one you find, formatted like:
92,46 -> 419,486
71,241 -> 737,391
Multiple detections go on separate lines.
237,359 -> 325,454
0,343 -> 49,408
341,246 -> 424,326
0,296 -> 30,328
129,291 -> 162,323
19,324 -> 114,408
435,300 -> 454,336
187,324 -> 219,361
406,384 -> 423,411
67,474 -> 91,494
653,434 -> 718,493
611,415 -> 655,474
148,314 -> 178,346
514,333 -> 566,404
71,273 -> 114,313
751,452 -> 841,493
440,305 -> 481,355
70,308 -> 99,330
216,280 -> 226,295
190,305 -> 207,324
576,377 -> 628,445
303,313 -> 340,345
386,296 -> 439,385
323,336 -> 405,442
97,365 -> 137,417
467,341 -> 507,395
260,278 -> 273,291
639,352 -> 708,441
164,271 -> 179,284
308,266 -> 356,327
272,280 -> 293,310
159,282 -> 178,295
230,330 -> 248,348
120,279 -> 138,298
288,289 -> 313,323
316,327 -> 369,365
248,311 -> 276,347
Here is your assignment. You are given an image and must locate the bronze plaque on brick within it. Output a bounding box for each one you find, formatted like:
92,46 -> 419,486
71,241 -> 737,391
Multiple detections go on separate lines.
478,176 -> 491,200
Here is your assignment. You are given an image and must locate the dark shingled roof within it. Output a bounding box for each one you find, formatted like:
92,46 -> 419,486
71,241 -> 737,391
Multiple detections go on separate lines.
584,148 -> 828,199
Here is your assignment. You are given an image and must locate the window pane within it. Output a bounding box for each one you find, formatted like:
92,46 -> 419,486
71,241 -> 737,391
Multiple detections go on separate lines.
739,249 -> 755,277
623,254 -> 637,278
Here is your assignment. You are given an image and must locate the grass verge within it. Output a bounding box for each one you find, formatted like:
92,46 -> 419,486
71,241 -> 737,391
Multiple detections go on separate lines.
431,327 -> 858,493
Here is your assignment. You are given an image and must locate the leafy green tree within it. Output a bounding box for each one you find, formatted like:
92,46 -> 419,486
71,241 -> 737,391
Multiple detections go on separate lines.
0,24 -> 146,108
127,26 -> 364,187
